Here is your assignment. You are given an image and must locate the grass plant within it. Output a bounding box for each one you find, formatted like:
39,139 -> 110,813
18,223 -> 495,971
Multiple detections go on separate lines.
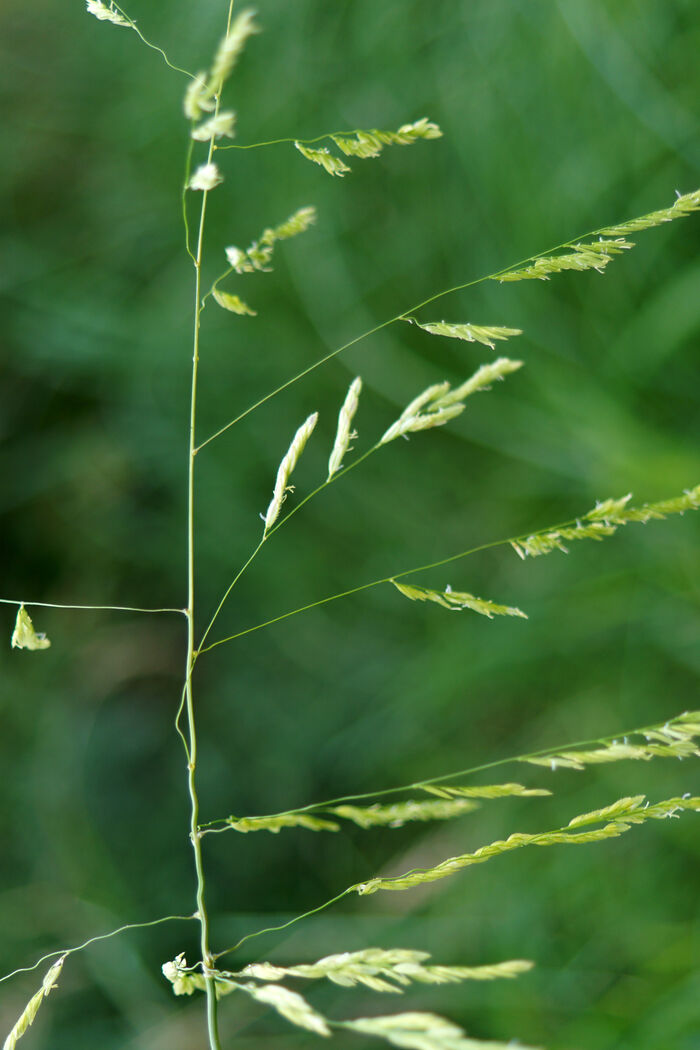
1,3 -> 699,1049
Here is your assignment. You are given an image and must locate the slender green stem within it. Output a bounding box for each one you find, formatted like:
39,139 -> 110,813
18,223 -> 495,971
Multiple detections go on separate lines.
0,914 -> 196,986
213,887 -> 356,961
111,2 -> 196,78
180,4 -> 243,1044
0,597 -> 186,614
184,193 -> 221,1049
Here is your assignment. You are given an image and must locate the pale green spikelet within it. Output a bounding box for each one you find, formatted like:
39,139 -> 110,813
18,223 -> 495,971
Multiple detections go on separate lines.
328,377 -> 362,479
379,363 -> 521,445
267,205 -> 318,241
433,358 -> 524,407
240,982 -> 331,1035
341,1011 -> 541,1050
379,382 -> 461,445
263,413 -> 318,532
404,318 -> 523,350
511,521 -> 616,558
391,581 -> 527,620
162,954 -> 203,996
225,206 -> 317,274
3,956 -> 65,1050
382,404 -> 465,444
331,118 -> 442,163
495,238 -> 633,282
227,812 -> 340,833
85,1 -> 130,27
295,142 -> 351,177
238,950 -> 532,992
212,289 -> 257,316
332,131 -> 384,159
354,793 -> 699,896
330,797 -> 479,828
398,382 -> 452,420
207,8 -> 259,94
522,711 -> 700,771
191,111 -> 236,142
512,484 -> 700,559
588,484 -> 700,524
188,163 -> 223,191
334,118 -> 442,155
183,71 -> 214,121
600,187 -> 700,235
355,823 -> 630,895
419,782 -> 551,800
11,605 -> 51,651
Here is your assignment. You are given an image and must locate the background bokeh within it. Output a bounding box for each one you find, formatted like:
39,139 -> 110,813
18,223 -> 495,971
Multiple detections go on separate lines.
1,1 -> 699,1048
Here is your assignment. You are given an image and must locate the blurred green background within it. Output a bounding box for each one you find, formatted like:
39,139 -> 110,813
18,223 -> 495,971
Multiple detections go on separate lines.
1,1 -> 699,1048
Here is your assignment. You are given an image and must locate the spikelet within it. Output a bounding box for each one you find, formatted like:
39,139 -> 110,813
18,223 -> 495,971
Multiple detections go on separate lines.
433,359 -> 524,407
512,484 -> 700,559
241,983 -> 330,1035
511,521 -> 616,558
225,206 -> 317,274
392,581 -> 527,620
183,72 -> 214,121
404,318 -> 523,350
295,142 -> 351,177
212,289 -> 256,316
162,954 -> 204,996
328,377 -> 362,479
207,8 -> 259,93
85,1 -> 130,27
356,823 -> 629,895
263,413 -> 318,532
354,793 -> 699,895
522,710 -> 700,771
420,782 -> 551,800
494,238 -> 633,282
295,119 -> 441,176
600,187 -> 700,235
227,813 -> 339,833
332,118 -> 443,158
330,797 -> 479,828
238,950 -> 532,992
11,605 -> 51,651
191,111 -> 236,141
342,1012 -> 540,1050
188,163 -> 223,191
379,382 -> 460,445
3,957 -> 65,1050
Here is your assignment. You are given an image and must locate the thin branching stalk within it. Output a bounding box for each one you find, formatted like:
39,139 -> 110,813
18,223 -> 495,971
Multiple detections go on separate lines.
182,5 -> 237,1048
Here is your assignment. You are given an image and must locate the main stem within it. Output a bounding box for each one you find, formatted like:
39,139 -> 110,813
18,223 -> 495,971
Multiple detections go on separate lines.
184,159 -> 221,1050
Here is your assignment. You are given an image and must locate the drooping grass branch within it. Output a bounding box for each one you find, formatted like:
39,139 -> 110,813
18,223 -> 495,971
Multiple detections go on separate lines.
194,187 -> 700,452
213,786 -> 700,961
197,484 -> 700,655
199,710 -> 700,835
